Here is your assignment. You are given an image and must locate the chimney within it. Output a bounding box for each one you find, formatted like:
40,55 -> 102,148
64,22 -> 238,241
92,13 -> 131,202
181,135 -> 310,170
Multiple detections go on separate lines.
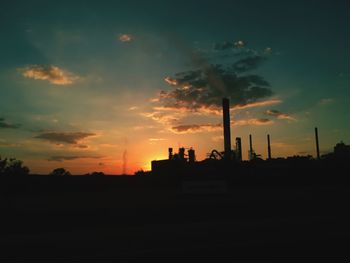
267,134 -> 272,159
235,137 -> 242,161
168,147 -> 173,160
315,127 -> 320,159
222,98 -> 232,160
249,134 -> 253,160
188,148 -> 196,163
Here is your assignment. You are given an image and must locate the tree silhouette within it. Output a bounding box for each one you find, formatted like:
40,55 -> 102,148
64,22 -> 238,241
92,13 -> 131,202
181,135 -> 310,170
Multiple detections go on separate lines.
89,171 -> 105,176
49,168 -> 71,176
0,157 -> 30,176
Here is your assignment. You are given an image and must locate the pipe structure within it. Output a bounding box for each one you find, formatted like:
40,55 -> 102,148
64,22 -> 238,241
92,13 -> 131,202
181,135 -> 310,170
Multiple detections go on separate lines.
267,134 -> 271,159
249,134 -> 253,160
222,98 -> 232,160
235,137 -> 242,161
315,127 -> 320,159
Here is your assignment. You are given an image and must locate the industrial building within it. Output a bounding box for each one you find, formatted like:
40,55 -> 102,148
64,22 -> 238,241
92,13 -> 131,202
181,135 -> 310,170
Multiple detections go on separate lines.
151,97 -> 326,177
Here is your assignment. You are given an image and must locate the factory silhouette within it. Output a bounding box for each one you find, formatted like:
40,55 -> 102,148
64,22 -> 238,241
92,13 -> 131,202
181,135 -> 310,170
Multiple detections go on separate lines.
148,98 -> 349,187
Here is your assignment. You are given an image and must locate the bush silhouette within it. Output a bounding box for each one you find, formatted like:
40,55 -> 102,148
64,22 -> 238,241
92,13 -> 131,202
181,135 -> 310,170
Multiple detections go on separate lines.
0,157 -> 30,176
49,168 -> 71,176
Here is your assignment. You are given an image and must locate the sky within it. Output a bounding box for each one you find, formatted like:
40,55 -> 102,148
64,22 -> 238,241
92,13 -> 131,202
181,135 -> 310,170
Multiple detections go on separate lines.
0,0 -> 350,175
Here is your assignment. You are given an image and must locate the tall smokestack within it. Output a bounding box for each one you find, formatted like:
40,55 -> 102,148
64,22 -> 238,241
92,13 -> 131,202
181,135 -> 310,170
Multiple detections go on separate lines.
315,127 -> 320,159
249,134 -> 253,160
267,134 -> 271,159
235,137 -> 242,161
222,98 -> 232,160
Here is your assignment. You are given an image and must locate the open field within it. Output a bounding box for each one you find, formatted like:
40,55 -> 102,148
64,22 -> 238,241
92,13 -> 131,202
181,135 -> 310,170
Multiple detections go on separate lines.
1,175 -> 349,262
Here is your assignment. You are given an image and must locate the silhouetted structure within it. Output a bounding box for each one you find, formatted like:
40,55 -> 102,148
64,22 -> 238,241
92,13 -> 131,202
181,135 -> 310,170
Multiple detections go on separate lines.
168,147 -> 173,160
222,98 -> 232,160
267,134 -> 272,160
188,148 -> 196,163
149,97 -> 350,182
248,134 -> 260,160
235,137 -> 242,161
334,141 -> 350,157
315,127 -> 320,159
249,134 -> 253,160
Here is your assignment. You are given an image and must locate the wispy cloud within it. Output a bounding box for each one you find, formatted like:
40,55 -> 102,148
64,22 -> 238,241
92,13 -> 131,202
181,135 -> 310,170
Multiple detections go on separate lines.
265,110 -> 296,121
0,139 -> 21,147
170,123 -> 222,134
233,118 -> 274,126
232,99 -> 282,110
141,111 -> 179,125
0,118 -> 20,129
20,65 -> 79,85
169,117 -> 273,134
48,155 -> 103,162
128,106 -> 139,111
213,40 -> 246,50
119,34 -> 133,42
232,55 -> 266,73
148,138 -> 166,142
34,131 -> 95,145
318,98 -> 335,106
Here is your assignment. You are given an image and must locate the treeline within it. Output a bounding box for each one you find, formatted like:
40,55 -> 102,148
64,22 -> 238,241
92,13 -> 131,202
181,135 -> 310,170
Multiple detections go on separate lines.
0,157 -> 29,176
0,156 -> 106,177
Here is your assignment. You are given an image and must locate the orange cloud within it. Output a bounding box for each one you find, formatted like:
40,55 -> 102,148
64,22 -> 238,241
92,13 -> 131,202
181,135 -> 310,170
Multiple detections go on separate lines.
148,138 -> 166,142
119,34 -> 133,42
170,123 -> 222,134
20,65 -> 79,85
265,109 -> 296,121
34,131 -> 95,145
233,118 -> 274,126
232,99 -> 282,110
141,112 -> 179,125
164,77 -> 178,86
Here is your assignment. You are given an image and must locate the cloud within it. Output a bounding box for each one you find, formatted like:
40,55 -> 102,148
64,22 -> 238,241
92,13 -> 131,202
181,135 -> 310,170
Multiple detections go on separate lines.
48,155 -> 102,162
232,55 -> 266,73
214,40 -> 246,50
234,40 -> 246,49
170,123 -> 222,134
0,139 -> 21,147
148,138 -> 166,142
155,59 -> 273,112
141,111 -> 179,125
232,99 -> 282,110
146,40 -> 278,134
0,118 -> 20,129
20,65 -> 79,85
128,106 -> 139,111
265,110 -> 295,121
233,118 -> 274,126
264,47 -> 273,55
318,98 -> 335,106
34,132 -> 95,145
170,118 -> 273,134
119,34 -> 133,42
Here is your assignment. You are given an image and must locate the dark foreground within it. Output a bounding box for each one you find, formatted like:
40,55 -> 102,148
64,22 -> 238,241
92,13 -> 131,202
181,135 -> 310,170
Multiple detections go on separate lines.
1,175 -> 349,262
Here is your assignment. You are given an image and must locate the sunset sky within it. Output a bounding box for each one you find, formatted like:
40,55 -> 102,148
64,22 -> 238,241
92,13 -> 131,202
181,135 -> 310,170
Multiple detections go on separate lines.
1,0 -> 350,174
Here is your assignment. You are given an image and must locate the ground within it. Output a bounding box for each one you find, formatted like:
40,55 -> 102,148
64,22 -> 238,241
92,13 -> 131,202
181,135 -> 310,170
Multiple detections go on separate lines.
1,176 -> 349,262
